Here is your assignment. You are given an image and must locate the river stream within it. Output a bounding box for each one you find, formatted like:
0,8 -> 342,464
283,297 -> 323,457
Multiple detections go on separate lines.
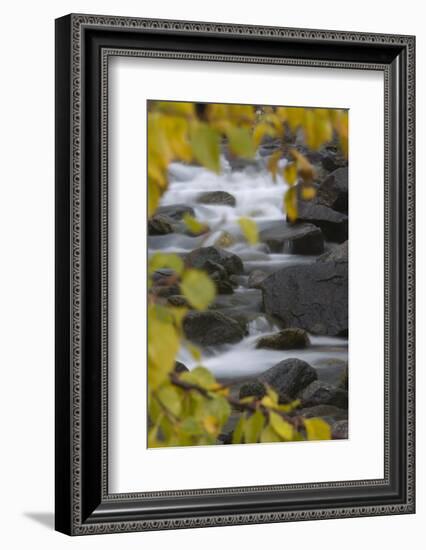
149,154 -> 348,379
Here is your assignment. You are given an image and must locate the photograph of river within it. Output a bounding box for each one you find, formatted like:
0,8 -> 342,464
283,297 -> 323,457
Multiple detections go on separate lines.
147,101 -> 348,448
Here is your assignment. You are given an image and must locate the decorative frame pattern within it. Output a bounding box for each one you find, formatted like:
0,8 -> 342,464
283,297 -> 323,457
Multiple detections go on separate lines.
55,13 -> 415,535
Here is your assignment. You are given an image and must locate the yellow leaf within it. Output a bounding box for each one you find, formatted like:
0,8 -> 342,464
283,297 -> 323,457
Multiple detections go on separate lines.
203,415 -> 220,435
181,366 -> 216,390
182,213 -> 209,236
227,127 -> 255,158
286,107 -> 306,131
185,342 -> 202,361
148,252 -> 184,276
283,162 -> 298,186
290,148 -> 316,184
238,217 -> 259,245
269,412 -> 294,441
304,418 -> 332,440
260,395 -> 275,409
180,269 -> 216,310
244,410 -> 265,443
154,101 -> 195,118
253,122 -> 276,148
260,424 -> 281,443
267,150 -> 282,182
190,122 -> 221,173
301,185 -> 317,200
284,187 -> 298,222
157,384 -> 182,417
148,305 -> 180,389
232,416 -> 245,444
227,104 -> 255,126
148,177 -> 161,217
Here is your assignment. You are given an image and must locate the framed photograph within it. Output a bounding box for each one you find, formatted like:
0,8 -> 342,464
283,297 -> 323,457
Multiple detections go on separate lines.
55,14 -> 415,535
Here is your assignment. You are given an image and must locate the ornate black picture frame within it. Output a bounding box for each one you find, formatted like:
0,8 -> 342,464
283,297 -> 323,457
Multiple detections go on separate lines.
55,13 -> 415,535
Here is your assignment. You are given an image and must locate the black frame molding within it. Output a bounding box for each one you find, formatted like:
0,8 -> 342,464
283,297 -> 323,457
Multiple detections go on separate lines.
55,14 -> 415,535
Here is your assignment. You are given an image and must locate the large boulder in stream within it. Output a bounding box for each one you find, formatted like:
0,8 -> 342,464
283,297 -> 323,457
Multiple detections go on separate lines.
261,241 -> 348,336
289,200 -> 348,243
259,222 -> 324,255
148,214 -> 173,236
183,311 -> 246,346
197,190 -> 236,207
299,380 -> 348,409
156,204 -> 195,221
185,246 -> 243,276
317,167 -> 348,214
256,328 -> 310,350
259,358 -> 317,400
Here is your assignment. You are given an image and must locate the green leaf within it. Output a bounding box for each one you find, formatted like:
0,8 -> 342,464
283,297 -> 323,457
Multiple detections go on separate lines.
157,384 -> 182,417
181,269 -> 216,310
182,213 -> 209,235
190,122 -> 220,173
238,217 -> 259,246
303,418 -> 332,441
185,341 -> 202,361
180,417 -> 204,437
206,395 -> 231,425
148,252 -> 184,276
181,366 -> 216,389
148,305 -> 180,389
260,423 -> 281,443
269,412 -> 294,441
244,410 -> 265,443
227,127 -> 255,158
232,415 -> 245,444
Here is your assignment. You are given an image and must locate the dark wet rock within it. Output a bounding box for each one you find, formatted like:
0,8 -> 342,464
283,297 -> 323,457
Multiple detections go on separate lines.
259,222 -> 324,254
290,200 -> 348,243
183,311 -> 246,346
314,358 -> 348,386
297,404 -> 348,422
316,240 -> 348,264
299,380 -> 348,409
156,204 -> 195,221
258,137 -> 282,157
319,146 -> 348,174
174,361 -> 189,374
199,259 -> 235,295
239,381 -> 267,401
148,214 -> 173,236
197,190 -> 236,207
185,246 -> 243,276
167,295 -> 191,308
259,358 -> 317,399
228,275 -> 240,287
338,365 -> 349,391
256,328 -> 310,350
317,167 -> 348,213
215,280 -> 235,295
203,260 -> 228,279
332,420 -> 349,439
261,242 -> 348,335
248,270 -> 268,289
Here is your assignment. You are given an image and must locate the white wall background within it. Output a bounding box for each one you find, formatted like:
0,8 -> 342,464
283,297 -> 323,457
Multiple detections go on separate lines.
0,0 -> 423,548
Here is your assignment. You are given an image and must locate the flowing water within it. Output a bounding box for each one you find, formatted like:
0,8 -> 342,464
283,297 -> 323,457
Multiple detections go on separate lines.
150,154 -> 348,379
